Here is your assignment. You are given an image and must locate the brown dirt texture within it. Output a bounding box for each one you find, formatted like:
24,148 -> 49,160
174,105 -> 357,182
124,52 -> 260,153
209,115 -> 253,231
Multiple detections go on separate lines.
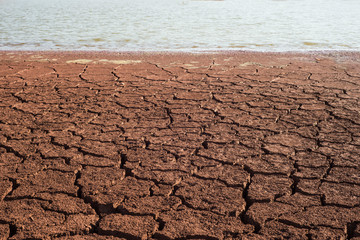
0,51 -> 360,239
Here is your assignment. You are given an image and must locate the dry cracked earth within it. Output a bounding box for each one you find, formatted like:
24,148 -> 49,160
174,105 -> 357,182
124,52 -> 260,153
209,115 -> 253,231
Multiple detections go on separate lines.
0,51 -> 360,240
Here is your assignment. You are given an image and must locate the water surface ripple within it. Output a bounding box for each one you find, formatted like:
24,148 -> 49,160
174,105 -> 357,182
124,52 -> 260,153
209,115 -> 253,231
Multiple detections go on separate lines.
1,0 -> 359,51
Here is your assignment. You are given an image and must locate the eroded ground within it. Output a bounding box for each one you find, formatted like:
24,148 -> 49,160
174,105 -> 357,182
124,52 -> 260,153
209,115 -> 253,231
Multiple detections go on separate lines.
0,51 -> 360,239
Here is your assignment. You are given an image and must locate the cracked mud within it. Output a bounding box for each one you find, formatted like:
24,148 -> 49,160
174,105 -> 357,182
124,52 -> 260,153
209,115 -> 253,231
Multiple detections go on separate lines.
0,51 -> 360,239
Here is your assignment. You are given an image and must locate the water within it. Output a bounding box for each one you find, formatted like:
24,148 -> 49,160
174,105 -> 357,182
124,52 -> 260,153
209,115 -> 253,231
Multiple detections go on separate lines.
1,0 -> 360,52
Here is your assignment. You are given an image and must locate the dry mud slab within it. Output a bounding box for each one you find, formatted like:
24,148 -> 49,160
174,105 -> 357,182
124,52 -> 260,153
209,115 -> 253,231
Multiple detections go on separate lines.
0,51 -> 360,239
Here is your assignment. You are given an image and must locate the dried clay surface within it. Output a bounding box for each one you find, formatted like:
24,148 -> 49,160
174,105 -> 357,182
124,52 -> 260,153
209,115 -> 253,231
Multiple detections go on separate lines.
0,51 -> 360,239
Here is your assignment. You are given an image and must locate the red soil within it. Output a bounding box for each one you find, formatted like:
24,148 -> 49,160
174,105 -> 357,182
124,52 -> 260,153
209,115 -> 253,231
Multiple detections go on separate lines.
0,51 -> 360,239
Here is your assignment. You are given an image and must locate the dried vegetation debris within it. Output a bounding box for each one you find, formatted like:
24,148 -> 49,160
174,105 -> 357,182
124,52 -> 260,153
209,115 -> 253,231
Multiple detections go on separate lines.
0,52 -> 360,239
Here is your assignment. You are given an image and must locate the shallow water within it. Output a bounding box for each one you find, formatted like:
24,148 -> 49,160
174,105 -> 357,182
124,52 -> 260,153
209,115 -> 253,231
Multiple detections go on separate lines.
1,0 -> 359,51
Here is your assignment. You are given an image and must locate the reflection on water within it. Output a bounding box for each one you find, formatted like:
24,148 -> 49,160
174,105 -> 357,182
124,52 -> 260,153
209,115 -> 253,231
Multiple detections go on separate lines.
0,0 -> 359,51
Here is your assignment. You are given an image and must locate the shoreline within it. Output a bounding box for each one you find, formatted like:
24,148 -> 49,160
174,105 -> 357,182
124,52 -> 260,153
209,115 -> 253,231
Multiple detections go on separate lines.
2,49 -> 360,55
1,49 -> 360,63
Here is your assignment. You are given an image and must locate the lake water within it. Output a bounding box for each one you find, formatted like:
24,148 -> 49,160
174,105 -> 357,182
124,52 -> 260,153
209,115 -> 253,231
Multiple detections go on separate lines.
1,0 -> 360,52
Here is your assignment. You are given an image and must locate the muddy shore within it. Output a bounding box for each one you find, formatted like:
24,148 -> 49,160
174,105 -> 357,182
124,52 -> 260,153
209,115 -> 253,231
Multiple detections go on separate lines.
1,51 -> 360,239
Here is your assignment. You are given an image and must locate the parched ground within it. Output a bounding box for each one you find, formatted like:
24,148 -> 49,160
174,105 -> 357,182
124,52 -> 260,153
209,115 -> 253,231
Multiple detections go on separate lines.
0,51 -> 360,240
